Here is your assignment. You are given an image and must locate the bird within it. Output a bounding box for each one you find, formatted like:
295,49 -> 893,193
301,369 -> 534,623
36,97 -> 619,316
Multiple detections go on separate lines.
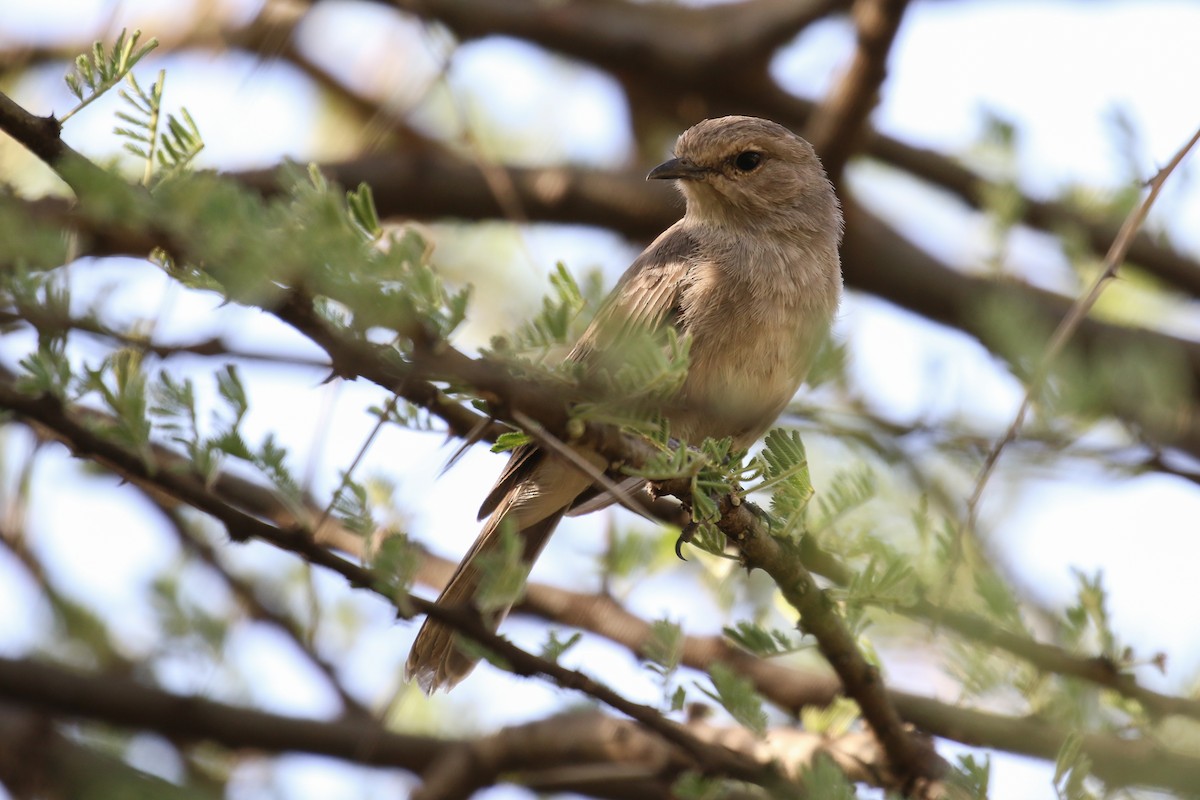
406,115 -> 844,691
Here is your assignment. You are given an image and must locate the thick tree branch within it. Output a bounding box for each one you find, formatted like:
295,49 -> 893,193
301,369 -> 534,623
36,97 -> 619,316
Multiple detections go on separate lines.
0,653 -> 902,798
13,3 -> 1199,302
25,146 -> 1199,462
378,0 -> 848,80
0,374 -> 799,792
805,0 -> 910,182
5,348 -> 1199,792
246,153 -> 1200,458
0,706 -> 217,799
11,88 -> 1199,461
865,132 -> 1200,299
4,79 -> 1198,795
390,0 -> 1200,301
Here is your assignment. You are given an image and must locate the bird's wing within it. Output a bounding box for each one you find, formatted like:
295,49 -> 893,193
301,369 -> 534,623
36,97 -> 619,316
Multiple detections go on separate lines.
477,222 -> 699,521
568,221 -> 697,364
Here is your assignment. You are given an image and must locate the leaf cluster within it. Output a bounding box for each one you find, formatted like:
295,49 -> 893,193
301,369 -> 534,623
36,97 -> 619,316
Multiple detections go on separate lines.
62,29 -> 158,122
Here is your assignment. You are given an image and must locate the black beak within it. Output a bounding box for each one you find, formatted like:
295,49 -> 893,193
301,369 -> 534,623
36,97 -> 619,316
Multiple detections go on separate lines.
647,157 -> 706,181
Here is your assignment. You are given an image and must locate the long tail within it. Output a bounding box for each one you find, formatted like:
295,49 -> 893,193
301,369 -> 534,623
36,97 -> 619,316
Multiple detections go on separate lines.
405,510 -> 563,691
406,450 -> 598,691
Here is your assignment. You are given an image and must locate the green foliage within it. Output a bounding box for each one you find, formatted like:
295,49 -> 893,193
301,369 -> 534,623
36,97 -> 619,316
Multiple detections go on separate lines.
601,527 -> 661,580
331,474 -> 374,537
250,434 -> 302,505
748,428 -> 813,534
474,519 -> 528,615
799,755 -> 857,799
150,366 -> 303,502
1054,732 -> 1098,800
489,430 -> 532,453
954,753 -> 992,799
371,533 -> 420,598
1062,569 -> 1124,663
285,168 -> 470,340
808,466 -> 874,535
81,349 -> 153,452
116,71 -> 204,185
151,569 -> 229,652
17,340 -> 73,398
723,620 -> 800,658
624,435 -> 743,531
841,555 -> 917,612
61,28 -> 158,123
345,182 -> 382,240
500,262 -> 587,359
539,630 -> 582,663
700,662 -> 768,738
643,618 -> 683,672
972,567 -> 1024,630
678,522 -> 723,558
672,772 -> 734,800
151,372 -> 215,483
641,617 -> 688,709
799,696 -> 859,737
572,326 -> 692,435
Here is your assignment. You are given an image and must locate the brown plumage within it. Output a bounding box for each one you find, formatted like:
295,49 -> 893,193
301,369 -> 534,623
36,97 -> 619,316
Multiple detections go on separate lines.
406,116 -> 843,691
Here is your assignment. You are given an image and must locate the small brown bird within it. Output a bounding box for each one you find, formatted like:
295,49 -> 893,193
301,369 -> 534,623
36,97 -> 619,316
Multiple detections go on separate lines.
406,116 -> 843,690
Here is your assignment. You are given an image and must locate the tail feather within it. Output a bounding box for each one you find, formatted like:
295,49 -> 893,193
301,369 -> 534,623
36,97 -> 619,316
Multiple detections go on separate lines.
407,447 -> 604,691
405,510 -> 564,691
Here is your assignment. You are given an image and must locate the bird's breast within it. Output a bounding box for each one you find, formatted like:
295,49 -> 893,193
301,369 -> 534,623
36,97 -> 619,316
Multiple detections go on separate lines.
671,250 -> 838,447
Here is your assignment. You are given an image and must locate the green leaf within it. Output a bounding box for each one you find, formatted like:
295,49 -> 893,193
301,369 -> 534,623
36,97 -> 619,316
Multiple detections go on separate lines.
800,755 -> 857,800
643,618 -> 684,677
209,429 -> 253,461
601,528 -> 659,580
672,772 -> 729,800
346,182 -> 382,240
723,621 -> 798,658
332,474 -> 374,537
753,428 -> 813,530
843,555 -> 917,610
1053,731 -> 1097,800
215,364 -> 248,424
809,466 -> 874,534
540,630 -> 582,663
61,28 -> 158,123
371,532 -> 420,598
475,519 -> 528,615
799,696 -> 859,737
700,662 -> 767,737
253,433 -> 301,503
16,342 -> 72,397
954,753 -> 991,799
79,350 -> 152,449
505,262 -> 586,357
490,430 -> 532,453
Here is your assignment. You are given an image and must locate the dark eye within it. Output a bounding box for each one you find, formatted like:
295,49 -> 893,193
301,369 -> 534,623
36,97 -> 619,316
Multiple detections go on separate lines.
733,151 -> 762,172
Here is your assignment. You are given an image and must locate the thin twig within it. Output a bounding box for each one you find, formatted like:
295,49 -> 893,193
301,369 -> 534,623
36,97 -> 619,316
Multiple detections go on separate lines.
967,124 -> 1200,523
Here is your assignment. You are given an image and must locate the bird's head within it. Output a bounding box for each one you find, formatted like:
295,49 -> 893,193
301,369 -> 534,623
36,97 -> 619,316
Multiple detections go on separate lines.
648,115 -> 841,239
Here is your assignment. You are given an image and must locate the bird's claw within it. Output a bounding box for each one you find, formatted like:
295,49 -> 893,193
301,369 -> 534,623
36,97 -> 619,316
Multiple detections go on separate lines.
675,520 -> 698,561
